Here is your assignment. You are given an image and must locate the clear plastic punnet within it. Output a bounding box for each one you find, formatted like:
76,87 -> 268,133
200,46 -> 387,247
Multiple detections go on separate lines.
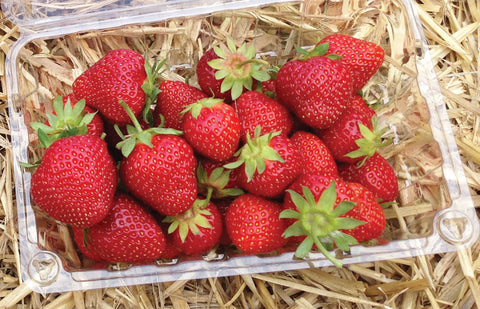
4,0 -> 479,293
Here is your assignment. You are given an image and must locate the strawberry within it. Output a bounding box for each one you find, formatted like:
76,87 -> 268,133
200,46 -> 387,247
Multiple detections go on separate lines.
30,95 -> 104,148
232,90 -> 293,142
280,178 -> 364,267
88,193 -> 166,263
319,33 -> 385,93
197,158 -> 244,200
196,39 -> 270,101
275,43 -> 354,129
319,95 -> 387,164
338,152 -> 398,203
164,199 -> 223,256
30,135 -> 117,227
182,98 -> 241,162
290,131 -> 338,176
225,193 -> 287,254
116,101 -> 197,216
225,127 -> 301,198
72,226 -> 103,262
72,49 -> 163,125
153,80 -> 208,130
340,182 -> 386,242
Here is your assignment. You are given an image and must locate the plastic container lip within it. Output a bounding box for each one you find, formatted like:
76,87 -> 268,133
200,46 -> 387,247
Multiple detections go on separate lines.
1,0 -> 295,34
4,0 -> 480,294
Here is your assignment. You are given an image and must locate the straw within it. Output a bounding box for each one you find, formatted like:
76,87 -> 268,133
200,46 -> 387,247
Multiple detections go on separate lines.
1,0 -> 480,307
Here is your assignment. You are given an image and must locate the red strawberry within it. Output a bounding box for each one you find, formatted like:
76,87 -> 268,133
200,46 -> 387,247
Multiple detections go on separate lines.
319,95 -> 386,164
232,90 -> 293,142
215,198 -> 234,245
30,95 -> 104,148
88,193 -> 166,263
30,135 -> 117,227
117,101 -> 198,216
197,158 -> 243,200
196,39 -> 270,101
72,226 -> 103,262
154,80 -> 208,130
275,44 -> 354,129
280,178 -> 364,267
341,182 -> 386,242
73,49 -> 162,125
182,98 -> 241,162
225,193 -> 287,254
319,33 -> 385,93
225,127 -> 301,198
338,152 -> 398,203
165,199 -> 223,256
290,131 -> 338,176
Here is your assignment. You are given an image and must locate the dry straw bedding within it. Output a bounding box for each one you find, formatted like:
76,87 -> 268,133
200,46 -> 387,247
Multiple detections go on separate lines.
0,0 -> 480,308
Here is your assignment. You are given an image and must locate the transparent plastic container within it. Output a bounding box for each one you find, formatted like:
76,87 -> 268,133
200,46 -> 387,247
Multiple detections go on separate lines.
4,0 -> 479,293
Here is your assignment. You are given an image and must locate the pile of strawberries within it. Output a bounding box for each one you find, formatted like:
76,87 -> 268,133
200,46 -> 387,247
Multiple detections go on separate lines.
29,33 -> 398,268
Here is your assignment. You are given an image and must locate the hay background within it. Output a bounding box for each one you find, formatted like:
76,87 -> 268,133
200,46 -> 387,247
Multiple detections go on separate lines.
0,1 -> 479,308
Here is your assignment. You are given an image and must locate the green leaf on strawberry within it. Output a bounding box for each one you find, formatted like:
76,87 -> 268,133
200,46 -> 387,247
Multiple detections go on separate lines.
141,57 -> 168,125
207,38 -> 271,100
30,96 -> 96,148
344,115 -> 392,166
115,100 -> 182,157
280,182 -> 364,268
224,125 -> 284,182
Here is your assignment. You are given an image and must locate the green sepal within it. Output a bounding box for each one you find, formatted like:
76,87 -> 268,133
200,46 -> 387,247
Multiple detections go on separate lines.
30,96 -> 95,148
115,99 -> 182,157
280,182 -> 365,268
223,125 -> 284,182
141,57 -> 167,124
163,199 -> 214,243
344,115 -> 392,166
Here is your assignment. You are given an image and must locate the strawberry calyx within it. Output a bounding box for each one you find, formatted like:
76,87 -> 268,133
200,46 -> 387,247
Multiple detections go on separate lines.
181,97 -> 224,119
197,162 -> 244,199
223,126 -> 284,182
345,115 -> 392,166
141,57 -> 167,125
280,182 -> 364,268
295,42 -> 341,61
208,39 -> 271,100
30,96 -> 96,148
115,100 -> 182,157
163,198 -> 213,243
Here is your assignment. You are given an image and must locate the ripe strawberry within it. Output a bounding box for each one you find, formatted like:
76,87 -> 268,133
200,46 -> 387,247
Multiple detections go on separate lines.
197,158 -> 243,200
319,33 -> 385,93
280,178 -> 364,267
341,182 -> 386,242
30,135 -> 117,227
117,101 -> 198,216
72,226 -> 103,262
290,131 -> 338,176
225,127 -> 301,198
319,95 -> 387,164
338,152 -> 398,203
153,80 -> 208,130
30,95 -> 104,148
72,49 -> 162,125
225,193 -> 287,254
196,39 -> 270,101
275,44 -> 354,129
182,98 -> 241,162
164,199 -> 223,256
232,90 -> 293,142
88,193 -> 166,263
